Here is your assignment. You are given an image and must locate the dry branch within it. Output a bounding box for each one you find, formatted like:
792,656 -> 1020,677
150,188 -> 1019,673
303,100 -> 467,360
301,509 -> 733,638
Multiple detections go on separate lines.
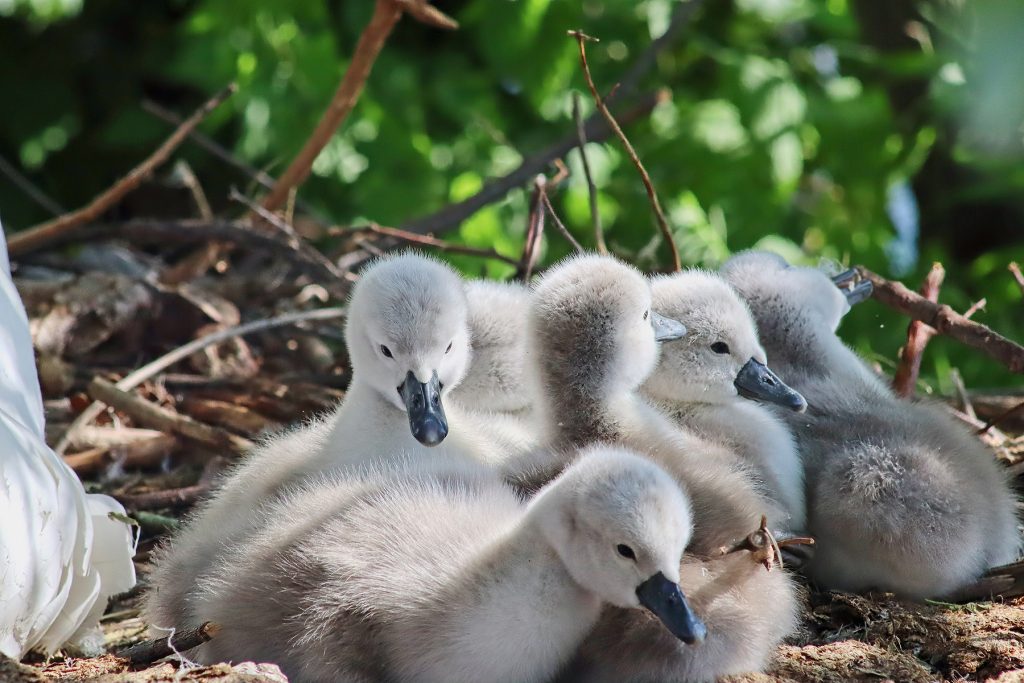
259,0 -> 456,213
117,621 -> 220,664
542,190 -> 583,253
87,378 -> 253,453
569,30 -> 681,272
572,92 -> 605,254
520,175 -> 548,280
1010,262 -> 1024,295
56,307 -> 346,453
63,433 -> 177,476
336,223 -> 520,267
859,267 -> 1024,374
893,262 -> 944,398
116,483 -> 210,512
109,219 -> 348,299
6,85 -> 237,257
398,90 -> 668,241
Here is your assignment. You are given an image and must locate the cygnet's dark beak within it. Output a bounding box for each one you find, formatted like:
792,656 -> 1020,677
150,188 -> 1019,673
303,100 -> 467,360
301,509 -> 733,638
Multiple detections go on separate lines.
398,370 -> 448,446
734,358 -> 807,412
635,571 -> 706,644
831,268 -> 873,306
651,311 -> 687,343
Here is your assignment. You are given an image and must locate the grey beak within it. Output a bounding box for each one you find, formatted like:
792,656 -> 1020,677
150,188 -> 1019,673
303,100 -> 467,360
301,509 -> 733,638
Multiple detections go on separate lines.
651,311 -> 687,342
831,268 -> 873,306
734,358 -> 807,412
635,571 -> 706,644
398,370 -> 448,446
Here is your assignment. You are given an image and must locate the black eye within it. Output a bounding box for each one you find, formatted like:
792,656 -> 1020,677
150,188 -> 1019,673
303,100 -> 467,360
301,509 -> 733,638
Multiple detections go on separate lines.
643,310 -> 649,321
380,344 -> 393,358
711,342 -> 730,354
616,544 -> 637,561
445,341 -> 453,354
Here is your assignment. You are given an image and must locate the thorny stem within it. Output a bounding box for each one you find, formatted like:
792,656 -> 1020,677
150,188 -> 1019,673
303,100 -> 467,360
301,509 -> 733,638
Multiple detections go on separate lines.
569,30 -> 681,272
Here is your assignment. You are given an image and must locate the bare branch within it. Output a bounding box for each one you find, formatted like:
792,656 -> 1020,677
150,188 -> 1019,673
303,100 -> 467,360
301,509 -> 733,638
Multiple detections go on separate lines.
117,483 -> 210,512
893,262 -> 944,398
56,307 -> 346,453
541,190 -> 584,253
572,92 -> 606,254
335,223 -> 520,268
118,621 -> 220,664
400,91 -> 668,240
520,175 -> 548,280
259,0 -> 456,213
0,152 -> 65,216
7,84 -> 237,257
87,378 -> 253,452
569,30 -> 680,271
859,267 -> 1024,375
1010,262 -> 1024,296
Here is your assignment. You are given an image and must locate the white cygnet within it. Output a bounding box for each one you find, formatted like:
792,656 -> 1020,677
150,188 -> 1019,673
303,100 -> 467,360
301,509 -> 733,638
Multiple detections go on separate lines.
147,251 -> 507,632
160,446 -> 705,683
523,254 -> 798,682
642,270 -> 807,532
722,250 -> 1021,598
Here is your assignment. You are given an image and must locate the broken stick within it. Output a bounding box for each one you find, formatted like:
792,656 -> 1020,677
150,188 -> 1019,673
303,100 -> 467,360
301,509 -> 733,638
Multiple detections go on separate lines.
117,621 -> 221,665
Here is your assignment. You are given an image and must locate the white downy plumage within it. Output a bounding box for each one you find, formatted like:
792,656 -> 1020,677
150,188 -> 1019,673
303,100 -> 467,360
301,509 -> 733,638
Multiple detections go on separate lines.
0,219 -> 137,660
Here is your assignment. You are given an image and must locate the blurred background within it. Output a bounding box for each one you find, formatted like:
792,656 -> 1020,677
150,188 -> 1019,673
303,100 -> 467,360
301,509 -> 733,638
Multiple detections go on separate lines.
0,0 -> 1022,391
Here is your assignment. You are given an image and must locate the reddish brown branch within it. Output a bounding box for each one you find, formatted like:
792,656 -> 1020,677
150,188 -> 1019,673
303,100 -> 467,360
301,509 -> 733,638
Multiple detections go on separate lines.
519,175 -> 548,280
569,30 -> 681,272
893,262 -> 945,397
335,223 -> 520,267
260,0 -> 456,213
541,191 -> 583,253
859,267 -> 1024,375
7,84 -> 237,257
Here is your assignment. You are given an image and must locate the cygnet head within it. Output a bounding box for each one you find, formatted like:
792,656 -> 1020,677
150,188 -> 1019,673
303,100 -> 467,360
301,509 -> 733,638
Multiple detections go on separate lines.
534,444 -> 706,644
345,252 -> 471,446
528,254 -> 687,399
721,251 -> 862,334
643,270 -> 806,412
455,280 -> 532,412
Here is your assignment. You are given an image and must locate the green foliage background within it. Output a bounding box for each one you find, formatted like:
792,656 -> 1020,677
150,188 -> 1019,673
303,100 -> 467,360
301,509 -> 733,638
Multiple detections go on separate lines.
1,0 -> 1022,392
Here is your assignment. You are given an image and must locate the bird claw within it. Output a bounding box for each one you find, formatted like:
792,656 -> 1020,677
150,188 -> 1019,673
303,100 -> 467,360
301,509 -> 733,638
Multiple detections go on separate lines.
717,516 -> 815,572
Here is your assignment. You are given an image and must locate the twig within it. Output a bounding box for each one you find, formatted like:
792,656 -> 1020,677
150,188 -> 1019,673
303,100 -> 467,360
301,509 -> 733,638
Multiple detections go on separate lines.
963,298 -> 986,319
335,223 -> 520,267
978,400 -> 1024,436
541,191 -> 584,253
948,368 -> 975,420
160,161 -> 223,287
0,152 -> 65,216
572,92 -> 605,254
396,0 -> 702,241
87,378 -> 254,452
401,90 -> 667,239
56,307 -> 346,454
116,484 -> 210,512
1010,262 -> 1024,296
63,433 -> 177,476
229,188 -> 350,292
117,621 -> 220,664
520,175 -> 548,280
569,30 -> 681,272
6,84 -> 237,257
859,267 -> 1024,374
260,0 -> 457,213
893,262 -> 945,398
